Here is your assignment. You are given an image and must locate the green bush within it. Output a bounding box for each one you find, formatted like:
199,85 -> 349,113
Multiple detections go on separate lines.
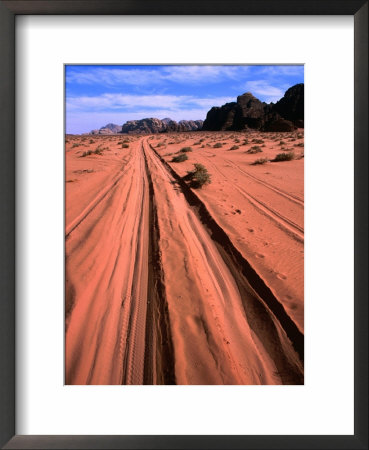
187,163 -> 211,188
252,138 -> 264,144
251,158 -> 269,165
81,148 -> 103,157
273,152 -> 294,162
172,153 -> 188,163
229,145 -> 239,150
180,146 -> 193,153
213,142 -> 223,148
248,145 -> 262,154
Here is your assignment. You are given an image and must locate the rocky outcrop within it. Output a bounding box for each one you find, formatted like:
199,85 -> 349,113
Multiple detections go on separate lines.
90,123 -> 122,134
263,118 -> 295,132
201,102 -> 238,131
121,118 -> 204,134
202,83 -> 304,132
121,118 -> 167,134
273,84 -> 304,124
178,120 -> 204,132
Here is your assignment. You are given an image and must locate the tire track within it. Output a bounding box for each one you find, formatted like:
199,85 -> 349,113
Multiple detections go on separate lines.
142,144 -> 176,385
144,139 -> 303,384
66,144 -> 151,384
201,154 -> 304,242
223,157 -> 304,206
65,153 -> 135,238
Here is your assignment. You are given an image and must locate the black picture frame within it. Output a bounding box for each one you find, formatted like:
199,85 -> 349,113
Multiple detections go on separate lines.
0,1 -> 367,449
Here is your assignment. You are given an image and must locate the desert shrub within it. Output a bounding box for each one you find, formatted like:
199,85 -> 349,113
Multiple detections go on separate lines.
213,142 -> 223,148
295,142 -> 304,147
279,140 -> 286,145
243,139 -> 249,145
89,139 -> 95,144
187,163 -> 211,188
81,148 -> 103,157
229,145 -> 239,150
172,153 -> 188,163
234,138 -> 240,143
248,145 -> 262,154
122,143 -> 129,148
156,142 -> 165,147
180,146 -> 193,153
252,138 -> 264,144
72,143 -> 80,148
272,152 -> 294,162
252,158 -> 269,165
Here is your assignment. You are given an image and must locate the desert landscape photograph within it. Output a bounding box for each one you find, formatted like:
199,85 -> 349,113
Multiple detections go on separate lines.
65,65 -> 304,385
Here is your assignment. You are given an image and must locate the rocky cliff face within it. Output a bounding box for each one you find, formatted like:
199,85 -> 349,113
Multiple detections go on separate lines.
273,84 -> 304,126
202,83 -> 304,132
121,118 -> 203,134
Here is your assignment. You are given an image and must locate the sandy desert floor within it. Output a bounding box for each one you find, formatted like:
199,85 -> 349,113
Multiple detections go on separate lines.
65,130 -> 304,385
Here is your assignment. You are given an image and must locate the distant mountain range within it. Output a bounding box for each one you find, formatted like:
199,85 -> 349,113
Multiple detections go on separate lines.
121,118 -> 204,134
88,84 -> 303,134
90,118 -> 204,135
90,123 -> 122,135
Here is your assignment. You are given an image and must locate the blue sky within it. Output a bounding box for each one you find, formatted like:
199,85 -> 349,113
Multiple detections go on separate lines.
65,65 -> 304,134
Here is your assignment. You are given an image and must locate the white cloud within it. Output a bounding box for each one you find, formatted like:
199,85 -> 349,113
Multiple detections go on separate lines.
66,68 -> 160,86
66,93 -> 235,112
161,65 -> 246,83
242,80 -> 285,103
66,65 -> 250,87
258,65 -> 304,77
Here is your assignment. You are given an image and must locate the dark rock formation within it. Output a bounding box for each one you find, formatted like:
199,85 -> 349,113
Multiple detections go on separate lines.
202,102 -> 238,131
202,83 -> 304,132
178,120 -> 204,132
263,118 -> 295,132
121,118 -> 167,134
90,123 -> 122,134
273,83 -> 304,125
120,118 -> 203,134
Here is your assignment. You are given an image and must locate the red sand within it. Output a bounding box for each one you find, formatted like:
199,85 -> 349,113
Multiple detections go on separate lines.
65,131 -> 304,385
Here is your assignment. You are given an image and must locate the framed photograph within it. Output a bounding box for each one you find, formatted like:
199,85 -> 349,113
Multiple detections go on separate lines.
1,1 -> 367,449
